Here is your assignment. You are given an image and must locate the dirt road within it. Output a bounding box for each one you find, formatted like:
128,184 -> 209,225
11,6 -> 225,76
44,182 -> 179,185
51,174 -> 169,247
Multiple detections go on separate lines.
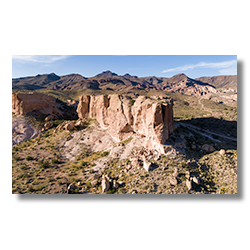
178,122 -> 237,142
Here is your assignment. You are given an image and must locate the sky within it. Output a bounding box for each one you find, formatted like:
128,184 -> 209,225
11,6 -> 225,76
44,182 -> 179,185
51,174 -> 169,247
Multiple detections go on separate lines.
12,55 -> 237,79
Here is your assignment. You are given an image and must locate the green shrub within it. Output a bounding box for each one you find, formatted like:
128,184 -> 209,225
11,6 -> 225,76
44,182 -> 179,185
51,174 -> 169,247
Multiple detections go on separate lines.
26,156 -> 33,161
39,160 -> 49,169
51,159 -> 59,164
130,99 -> 136,106
14,156 -> 21,161
81,161 -> 88,167
85,182 -> 92,188
28,186 -> 35,192
101,151 -> 109,157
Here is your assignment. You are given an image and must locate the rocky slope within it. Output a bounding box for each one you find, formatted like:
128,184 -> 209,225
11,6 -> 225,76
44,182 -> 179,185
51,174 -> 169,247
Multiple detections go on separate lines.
12,92 -> 63,116
77,94 -> 174,154
195,75 -> 237,89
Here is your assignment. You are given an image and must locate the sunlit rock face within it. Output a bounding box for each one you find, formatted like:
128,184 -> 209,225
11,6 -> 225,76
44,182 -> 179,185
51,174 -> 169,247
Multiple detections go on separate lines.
77,94 -> 174,153
12,92 -> 62,116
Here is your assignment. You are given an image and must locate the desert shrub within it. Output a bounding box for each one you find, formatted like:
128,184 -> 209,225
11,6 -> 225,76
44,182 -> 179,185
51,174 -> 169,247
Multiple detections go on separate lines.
130,99 -> 135,106
14,156 -> 21,161
81,161 -> 88,167
26,156 -> 33,161
28,186 -> 35,192
51,158 -> 59,164
101,151 -> 109,157
39,160 -> 49,169
85,181 -> 92,188
106,188 -> 116,194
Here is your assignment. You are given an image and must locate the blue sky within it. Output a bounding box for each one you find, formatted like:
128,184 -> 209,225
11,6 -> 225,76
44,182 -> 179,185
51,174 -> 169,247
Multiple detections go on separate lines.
12,55 -> 237,79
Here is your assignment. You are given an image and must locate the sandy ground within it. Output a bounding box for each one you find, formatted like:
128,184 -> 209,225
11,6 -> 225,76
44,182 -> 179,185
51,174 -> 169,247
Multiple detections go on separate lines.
12,117 -> 40,145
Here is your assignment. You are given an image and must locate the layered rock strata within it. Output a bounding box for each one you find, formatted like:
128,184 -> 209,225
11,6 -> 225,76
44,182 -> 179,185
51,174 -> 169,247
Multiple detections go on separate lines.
12,92 -> 62,116
77,94 -> 174,153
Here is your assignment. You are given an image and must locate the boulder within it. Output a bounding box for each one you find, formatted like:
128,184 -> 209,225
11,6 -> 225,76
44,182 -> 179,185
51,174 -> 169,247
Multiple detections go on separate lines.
192,176 -> 200,185
45,115 -> 55,121
67,183 -> 76,193
113,180 -> 119,189
44,122 -> 53,130
143,160 -> 153,172
101,176 -> 110,193
201,144 -> 215,152
64,121 -> 75,131
186,180 -> 192,191
170,178 -> 178,186
219,149 -> 226,156
75,119 -> 85,127
93,173 -> 100,180
173,167 -> 178,178
185,171 -> 190,179
91,179 -> 98,187
131,158 -> 142,168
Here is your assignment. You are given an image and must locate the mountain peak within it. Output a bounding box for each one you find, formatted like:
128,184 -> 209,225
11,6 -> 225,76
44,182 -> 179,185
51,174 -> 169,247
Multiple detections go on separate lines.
95,70 -> 118,77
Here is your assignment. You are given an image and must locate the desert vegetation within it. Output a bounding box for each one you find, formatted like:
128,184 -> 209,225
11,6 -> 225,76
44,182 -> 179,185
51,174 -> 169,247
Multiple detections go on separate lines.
12,72 -> 237,194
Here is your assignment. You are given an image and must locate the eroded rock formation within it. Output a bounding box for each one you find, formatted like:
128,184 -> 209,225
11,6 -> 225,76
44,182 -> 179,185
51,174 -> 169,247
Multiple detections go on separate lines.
77,94 -> 174,153
12,92 -> 62,116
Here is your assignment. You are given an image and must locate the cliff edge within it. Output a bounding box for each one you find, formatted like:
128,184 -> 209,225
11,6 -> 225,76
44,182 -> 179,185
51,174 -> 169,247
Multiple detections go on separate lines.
77,94 -> 174,153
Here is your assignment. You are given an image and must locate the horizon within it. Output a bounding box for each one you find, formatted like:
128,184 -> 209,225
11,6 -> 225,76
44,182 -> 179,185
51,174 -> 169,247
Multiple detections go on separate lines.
12,55 -> 237,79
12,70 -> 237,80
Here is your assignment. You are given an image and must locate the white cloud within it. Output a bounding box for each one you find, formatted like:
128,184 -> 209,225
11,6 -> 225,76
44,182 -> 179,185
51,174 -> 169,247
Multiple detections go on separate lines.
12,55 -> 70,64
219,67 -> 237,75
162,60 -> 237,73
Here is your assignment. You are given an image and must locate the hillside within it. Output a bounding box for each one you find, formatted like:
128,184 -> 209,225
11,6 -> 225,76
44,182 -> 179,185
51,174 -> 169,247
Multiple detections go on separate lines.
13,71 -> 236,94
195,75 -> 237,89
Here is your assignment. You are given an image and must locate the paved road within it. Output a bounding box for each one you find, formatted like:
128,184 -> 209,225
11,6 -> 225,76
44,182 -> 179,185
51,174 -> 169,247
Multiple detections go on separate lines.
178,122 -> 237,142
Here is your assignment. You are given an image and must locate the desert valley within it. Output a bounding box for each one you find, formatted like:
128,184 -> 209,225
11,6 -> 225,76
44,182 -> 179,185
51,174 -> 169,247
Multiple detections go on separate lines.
12,71 -> 237,194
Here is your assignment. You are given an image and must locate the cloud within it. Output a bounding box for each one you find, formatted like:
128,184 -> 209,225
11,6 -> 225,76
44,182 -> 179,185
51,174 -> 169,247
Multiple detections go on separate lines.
162,60 -> 237,74
12,55 -> 70,64
219,67 -> 237,75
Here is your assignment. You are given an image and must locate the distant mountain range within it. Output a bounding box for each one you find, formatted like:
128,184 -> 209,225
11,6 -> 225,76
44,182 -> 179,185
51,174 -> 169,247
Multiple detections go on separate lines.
12,71 -> 237,94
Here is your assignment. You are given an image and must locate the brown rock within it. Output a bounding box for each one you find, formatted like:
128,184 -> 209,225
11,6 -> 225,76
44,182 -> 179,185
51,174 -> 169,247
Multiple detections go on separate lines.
67,183 -> 76,193
192,177 -> 200,185
91,179 -> 98,187
202,144 -> 215,152
101,176 -> 110,193
12,92 -> 62,116
185,171 -> 190,179
93,173 -> 100,180
45,115 -> 55,121
143,160 -> 153,172
113,180 -> 119,189
170,178 -> 178,186
64,121 -> 75,131
131,158 -> 142,168
186,180 -> 192,191
173,167 -> 178,178
219,149 -> 226,156
76,94 -> 174,154
44,122 -> 53,130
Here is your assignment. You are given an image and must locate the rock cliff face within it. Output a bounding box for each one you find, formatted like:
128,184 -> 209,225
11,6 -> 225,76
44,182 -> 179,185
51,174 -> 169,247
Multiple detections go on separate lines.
77,94 -> 174,153
12,92 -> 62,116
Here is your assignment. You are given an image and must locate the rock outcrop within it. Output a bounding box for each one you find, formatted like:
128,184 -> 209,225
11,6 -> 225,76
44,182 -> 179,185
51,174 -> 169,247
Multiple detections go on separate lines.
77,94 -> 174,153
12,92 -> 62,116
